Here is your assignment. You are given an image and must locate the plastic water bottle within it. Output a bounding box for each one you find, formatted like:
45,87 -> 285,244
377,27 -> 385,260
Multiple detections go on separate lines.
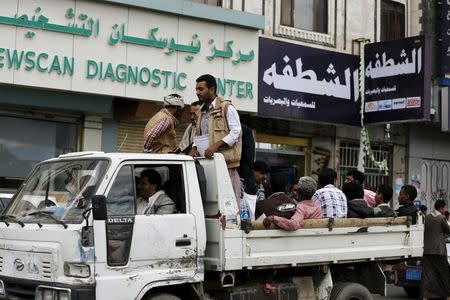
240,200 -> 251,233
240,200 -> 250,221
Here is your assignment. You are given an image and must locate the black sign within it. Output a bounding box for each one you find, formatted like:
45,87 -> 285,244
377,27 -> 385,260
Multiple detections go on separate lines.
442,2 -> 450,75
258,37 -> 360,126
364,35 -> 432,123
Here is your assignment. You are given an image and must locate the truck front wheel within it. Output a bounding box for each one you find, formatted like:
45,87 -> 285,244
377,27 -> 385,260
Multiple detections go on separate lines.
330,282 -> 373,300
146,293 -> 182,300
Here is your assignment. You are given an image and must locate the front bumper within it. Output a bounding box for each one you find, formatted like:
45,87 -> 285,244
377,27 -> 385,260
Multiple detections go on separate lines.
0,275 -> 95,300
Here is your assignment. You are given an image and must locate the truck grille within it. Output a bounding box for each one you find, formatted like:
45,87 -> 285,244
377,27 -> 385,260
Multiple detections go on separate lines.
0,255 -> 3,272
42,259 -> 52,279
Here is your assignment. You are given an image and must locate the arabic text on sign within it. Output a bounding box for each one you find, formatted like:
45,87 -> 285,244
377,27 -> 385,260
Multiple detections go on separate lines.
365,47 -> 422,79
262,55 -> 359,101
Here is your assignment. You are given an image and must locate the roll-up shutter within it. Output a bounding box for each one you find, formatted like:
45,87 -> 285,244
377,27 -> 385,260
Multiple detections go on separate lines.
117,120 -> 188,153
117,120 -> 146,153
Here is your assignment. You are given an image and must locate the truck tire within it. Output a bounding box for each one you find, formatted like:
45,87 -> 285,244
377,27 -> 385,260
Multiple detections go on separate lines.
146,293 -> 182,300
330,282 -> 373,300
403,286 -> 420,298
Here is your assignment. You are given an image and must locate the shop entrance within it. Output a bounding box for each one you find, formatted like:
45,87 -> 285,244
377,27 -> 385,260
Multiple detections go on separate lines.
255,134 -> 310,195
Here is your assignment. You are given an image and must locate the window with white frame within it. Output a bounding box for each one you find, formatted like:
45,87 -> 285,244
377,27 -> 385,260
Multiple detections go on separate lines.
190,0 -> 222,6
380,0 -> 405,41
280,0 -> 328,34
275,0 -> 334,46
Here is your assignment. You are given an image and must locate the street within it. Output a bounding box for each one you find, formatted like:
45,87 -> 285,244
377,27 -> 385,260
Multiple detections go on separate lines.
373,285 -> 411,300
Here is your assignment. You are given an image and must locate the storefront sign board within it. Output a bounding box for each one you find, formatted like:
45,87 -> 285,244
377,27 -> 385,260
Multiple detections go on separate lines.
0,0 -> 258,112
258,37 -> 360,126
441,1 -> 450,75
364,35 -> 432,123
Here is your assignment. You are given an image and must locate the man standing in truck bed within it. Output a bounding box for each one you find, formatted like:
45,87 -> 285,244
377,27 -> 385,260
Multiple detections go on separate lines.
189,74 -> 242,204
143,94 -> 185,154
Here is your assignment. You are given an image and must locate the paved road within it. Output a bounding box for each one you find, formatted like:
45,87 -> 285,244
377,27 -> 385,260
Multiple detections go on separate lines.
373,285 -> 411,300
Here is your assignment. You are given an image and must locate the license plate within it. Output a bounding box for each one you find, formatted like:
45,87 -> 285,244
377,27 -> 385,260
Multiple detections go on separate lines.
406,268 -> 422,281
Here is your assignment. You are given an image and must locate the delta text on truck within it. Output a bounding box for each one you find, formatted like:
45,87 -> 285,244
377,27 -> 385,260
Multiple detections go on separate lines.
0,152 -> 424,300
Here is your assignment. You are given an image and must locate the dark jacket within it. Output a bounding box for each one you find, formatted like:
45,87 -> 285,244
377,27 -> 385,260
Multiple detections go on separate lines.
238,124 -> 256,194
255,192 -> 296,219
397,202 -> 418,224
347,199 -> 374,218
423,212 -> 450,256
373,203 -> 397,217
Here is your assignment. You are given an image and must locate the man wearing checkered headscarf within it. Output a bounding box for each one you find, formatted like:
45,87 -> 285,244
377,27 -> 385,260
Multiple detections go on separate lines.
143,94 -> 185,154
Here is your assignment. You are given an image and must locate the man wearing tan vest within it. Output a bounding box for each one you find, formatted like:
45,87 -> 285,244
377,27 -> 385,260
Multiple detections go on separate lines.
143,94 -> 184,153
189,74 -> 242,203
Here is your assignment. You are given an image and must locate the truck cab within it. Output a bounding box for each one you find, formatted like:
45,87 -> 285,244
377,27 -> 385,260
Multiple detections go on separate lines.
0,152 -> 207,299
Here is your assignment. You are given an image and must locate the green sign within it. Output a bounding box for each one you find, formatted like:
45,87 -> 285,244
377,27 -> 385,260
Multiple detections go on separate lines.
0,47 -> 254,98
0,7 -> 254,64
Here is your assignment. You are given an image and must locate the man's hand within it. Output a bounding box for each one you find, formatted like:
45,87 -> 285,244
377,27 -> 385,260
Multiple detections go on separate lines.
205,140 -> 224,159
188,146 -> 198,157
263,216 -> 275,228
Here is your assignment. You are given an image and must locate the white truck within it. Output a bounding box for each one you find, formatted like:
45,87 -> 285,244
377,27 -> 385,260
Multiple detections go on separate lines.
0,152 -> 423,300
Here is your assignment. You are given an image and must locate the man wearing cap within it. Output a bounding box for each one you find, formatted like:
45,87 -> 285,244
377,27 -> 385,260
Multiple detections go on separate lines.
143,93 -> 184,154
264,176 -> 323,231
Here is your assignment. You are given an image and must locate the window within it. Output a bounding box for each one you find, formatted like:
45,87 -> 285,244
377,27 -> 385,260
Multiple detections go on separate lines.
0,116 -> 78,190
281,0 -> 328,33
134,164 -> 186,214
339,142 -> 392,191
190,0 -> 222,6
255,134 -> 309,196
6,159 -> 108,224
106,166 -> 136,216
380,0 -> 405,41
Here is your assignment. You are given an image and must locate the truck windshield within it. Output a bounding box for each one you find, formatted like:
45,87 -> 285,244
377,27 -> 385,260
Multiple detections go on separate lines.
4,159 -> 109,224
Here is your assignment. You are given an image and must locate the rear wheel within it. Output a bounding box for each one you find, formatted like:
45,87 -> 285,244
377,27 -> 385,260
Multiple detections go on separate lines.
403,286 -> 420,298
330,282 -> 373,300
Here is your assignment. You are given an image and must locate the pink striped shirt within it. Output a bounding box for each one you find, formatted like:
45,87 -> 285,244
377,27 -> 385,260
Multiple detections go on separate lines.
364,189 -> 376,208
273,200 -> 324,231
143,117 -> 170,152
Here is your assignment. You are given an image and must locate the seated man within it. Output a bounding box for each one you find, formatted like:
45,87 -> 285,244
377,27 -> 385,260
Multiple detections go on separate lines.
264,176 -> 323,231
255,173 -> 296,220
137,169 -> 177,215
345,169 -> 376,207
343,182 -> 373,218
396,185 -> 419,224
312,168 -> 347,218
373,184 -> 396,217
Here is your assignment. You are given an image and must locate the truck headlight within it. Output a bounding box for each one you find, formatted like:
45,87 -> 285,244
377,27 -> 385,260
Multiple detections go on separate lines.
64,262 -> 90,278
35,286 -> 71,300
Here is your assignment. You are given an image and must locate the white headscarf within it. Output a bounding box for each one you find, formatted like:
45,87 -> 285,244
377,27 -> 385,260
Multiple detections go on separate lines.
163,94 -> 185,108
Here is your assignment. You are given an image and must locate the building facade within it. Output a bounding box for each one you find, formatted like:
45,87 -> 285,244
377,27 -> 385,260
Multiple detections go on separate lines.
0,0 -> 262,190
244,0 -> 423,207
2,0 -> 448,212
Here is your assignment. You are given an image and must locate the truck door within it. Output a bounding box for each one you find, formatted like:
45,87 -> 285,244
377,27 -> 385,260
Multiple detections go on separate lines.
129,162 -> 198,279
93,162 -> 198,298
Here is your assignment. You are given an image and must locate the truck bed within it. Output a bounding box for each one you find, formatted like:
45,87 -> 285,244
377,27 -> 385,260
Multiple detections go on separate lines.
204,217 -> 423,271
197,156 -> 424,272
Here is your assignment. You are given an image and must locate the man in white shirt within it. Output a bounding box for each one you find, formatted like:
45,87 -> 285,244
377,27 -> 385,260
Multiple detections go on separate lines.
179,100 -> 202,154
137,169 -> 176,215
189,74 -> 242,203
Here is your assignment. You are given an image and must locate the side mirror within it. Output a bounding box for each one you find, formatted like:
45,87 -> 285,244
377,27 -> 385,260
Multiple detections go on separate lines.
91,195 -> 107,221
